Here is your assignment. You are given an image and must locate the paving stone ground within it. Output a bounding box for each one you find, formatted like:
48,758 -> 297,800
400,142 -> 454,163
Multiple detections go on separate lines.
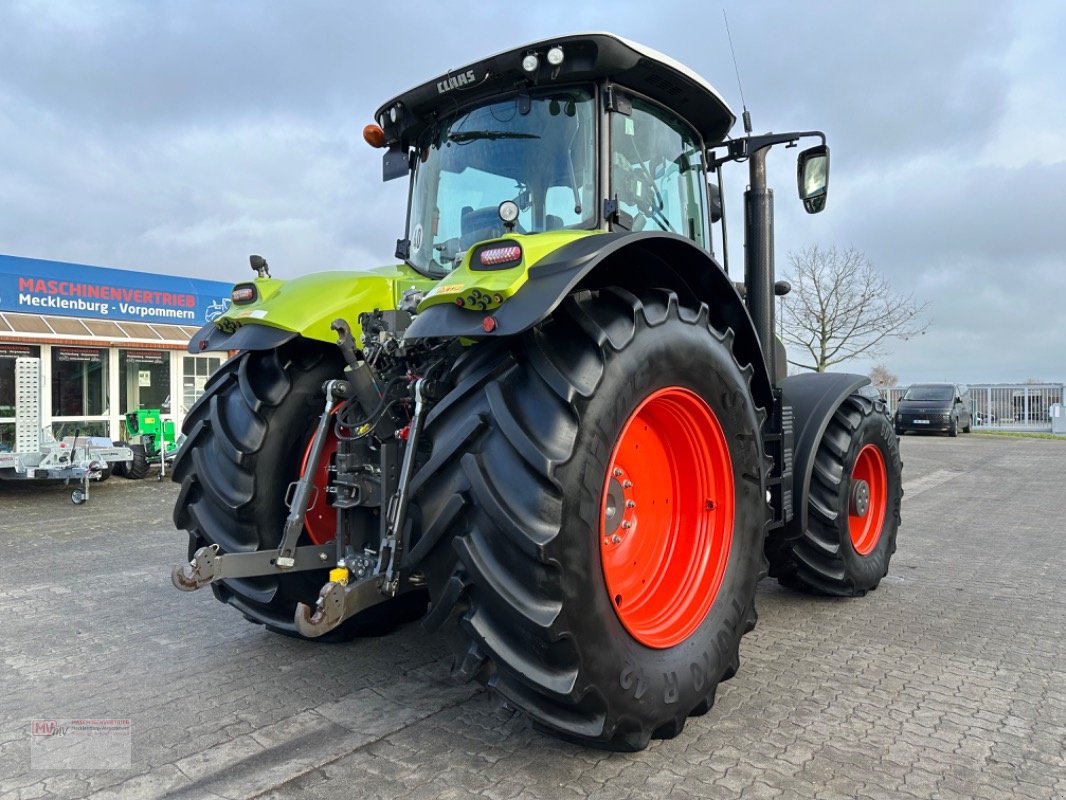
1,434 -> 1063,799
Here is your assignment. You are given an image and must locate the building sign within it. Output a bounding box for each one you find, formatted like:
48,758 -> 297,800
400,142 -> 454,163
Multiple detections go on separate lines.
0,254 -> 233,325
123,349 -> 168,364
0,344 -> 37,359
55,347 -> 106,363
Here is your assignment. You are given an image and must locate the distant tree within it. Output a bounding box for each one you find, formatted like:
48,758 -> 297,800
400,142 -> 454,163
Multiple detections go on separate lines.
869,365 -> 899,387
780,245 -> 929,372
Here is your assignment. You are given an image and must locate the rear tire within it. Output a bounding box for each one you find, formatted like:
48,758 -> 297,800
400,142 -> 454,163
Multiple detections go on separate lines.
770,392 -> 902,596
412,288 -> 767,750
172,342 -> 426,640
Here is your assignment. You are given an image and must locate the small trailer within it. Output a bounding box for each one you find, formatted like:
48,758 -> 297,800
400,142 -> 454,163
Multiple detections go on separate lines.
0,358 -> 134,503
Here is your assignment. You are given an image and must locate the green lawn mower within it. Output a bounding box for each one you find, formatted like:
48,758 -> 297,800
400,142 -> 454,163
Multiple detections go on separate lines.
112,409 -> 181,480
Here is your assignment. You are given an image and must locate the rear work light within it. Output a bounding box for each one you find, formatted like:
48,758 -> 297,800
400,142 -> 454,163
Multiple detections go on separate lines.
477,244 -> 522,268
231,284 -> 257,304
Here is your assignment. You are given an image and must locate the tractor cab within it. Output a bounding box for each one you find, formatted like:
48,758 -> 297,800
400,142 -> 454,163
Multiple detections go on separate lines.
372,33 -> 736,276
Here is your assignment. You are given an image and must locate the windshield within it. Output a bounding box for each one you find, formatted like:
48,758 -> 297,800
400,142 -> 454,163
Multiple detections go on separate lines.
405,86 -> 597,276
903,385 -> 954,401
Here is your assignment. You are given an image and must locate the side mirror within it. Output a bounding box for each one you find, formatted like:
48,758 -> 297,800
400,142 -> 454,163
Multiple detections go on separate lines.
797,144 -> 830,214
708,181 -> 723,223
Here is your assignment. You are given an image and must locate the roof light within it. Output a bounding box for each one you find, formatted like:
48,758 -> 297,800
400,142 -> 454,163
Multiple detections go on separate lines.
546,46 -> 564,66
363,124 -> 386,148
498,200 -> 519,225
231,284 -> 257,304
479,245 -> 523,267
521,53 -> 539,73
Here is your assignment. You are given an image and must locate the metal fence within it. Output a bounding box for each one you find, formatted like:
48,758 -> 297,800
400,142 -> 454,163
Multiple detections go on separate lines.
879,384 -> 1065,433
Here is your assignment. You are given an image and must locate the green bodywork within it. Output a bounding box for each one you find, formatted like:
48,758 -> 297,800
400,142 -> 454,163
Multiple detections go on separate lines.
418,230 -> 599,312
214,264 -> 436,345
207,230 -> 603,344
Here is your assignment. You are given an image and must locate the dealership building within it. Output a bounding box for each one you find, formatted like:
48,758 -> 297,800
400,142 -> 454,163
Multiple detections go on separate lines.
0,254 -> 233,450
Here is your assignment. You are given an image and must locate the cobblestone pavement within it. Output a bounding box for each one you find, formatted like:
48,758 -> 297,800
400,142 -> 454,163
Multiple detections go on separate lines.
1,434 -> 1063,799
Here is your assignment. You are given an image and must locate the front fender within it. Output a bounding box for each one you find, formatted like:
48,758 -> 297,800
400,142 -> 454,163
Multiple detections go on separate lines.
779,372 -> 874,534
186,264 -> 436,353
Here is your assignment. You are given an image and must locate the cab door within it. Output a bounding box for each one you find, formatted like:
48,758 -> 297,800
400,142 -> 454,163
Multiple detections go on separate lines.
608,91 -> 710,250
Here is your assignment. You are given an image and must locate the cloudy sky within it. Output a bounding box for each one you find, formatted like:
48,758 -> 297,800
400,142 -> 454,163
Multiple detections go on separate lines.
1,1 -> 1063,383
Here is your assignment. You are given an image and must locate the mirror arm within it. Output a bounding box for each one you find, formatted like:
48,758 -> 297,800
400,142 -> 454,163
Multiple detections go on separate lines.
709,130 -> 826,168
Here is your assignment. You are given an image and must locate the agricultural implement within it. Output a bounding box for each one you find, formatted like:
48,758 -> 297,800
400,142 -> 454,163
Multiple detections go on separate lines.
113,408 -> 179,480
171,33 -> 902,750
0,357 -> 134,503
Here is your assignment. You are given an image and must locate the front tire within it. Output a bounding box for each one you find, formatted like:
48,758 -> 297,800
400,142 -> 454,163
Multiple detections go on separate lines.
771,392 -> 902,596
412,288 -> 767,750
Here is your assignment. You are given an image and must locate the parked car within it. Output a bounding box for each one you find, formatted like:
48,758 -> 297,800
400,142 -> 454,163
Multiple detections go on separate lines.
895,383 -> 972,437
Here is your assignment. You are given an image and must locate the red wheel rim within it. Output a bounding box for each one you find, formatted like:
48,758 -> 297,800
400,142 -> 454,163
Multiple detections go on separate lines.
849,444 -> 887,555
299,406 -> 342,546
600,387 -> 734,649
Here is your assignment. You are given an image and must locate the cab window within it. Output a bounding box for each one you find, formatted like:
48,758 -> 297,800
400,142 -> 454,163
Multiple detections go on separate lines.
610,95 -> 708,248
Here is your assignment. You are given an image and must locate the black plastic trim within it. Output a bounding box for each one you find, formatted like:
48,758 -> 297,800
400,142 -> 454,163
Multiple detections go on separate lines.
186,321 -> 299,354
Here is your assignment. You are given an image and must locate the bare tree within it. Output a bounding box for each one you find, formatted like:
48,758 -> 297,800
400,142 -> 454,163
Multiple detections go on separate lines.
780,245 -> 929,372
869,365 -> 899,387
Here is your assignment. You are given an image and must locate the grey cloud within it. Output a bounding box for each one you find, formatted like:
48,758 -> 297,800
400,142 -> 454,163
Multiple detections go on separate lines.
0,0 -> 1062,385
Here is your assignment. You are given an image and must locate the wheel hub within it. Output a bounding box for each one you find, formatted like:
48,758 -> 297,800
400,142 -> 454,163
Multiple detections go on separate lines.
850,479 -> 870,518
599,387 -> 734,649
848,444 -> 888,556
603,471 -> 635,542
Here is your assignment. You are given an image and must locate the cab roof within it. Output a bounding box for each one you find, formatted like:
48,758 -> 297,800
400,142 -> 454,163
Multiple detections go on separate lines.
374,32 -> 736,146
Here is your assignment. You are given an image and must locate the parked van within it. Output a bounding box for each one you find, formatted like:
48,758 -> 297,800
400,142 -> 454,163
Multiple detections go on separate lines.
894,383 -> 972,437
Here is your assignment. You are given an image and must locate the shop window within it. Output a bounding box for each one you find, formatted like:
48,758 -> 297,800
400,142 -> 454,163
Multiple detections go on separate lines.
120,350 -> 171,414
51,347 -> 109,417
182,356 -> 221,415
0,344 -> 41,419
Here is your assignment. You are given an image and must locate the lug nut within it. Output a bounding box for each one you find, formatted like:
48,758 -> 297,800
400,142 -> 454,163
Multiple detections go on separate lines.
611,534 -> 622,544
613,468 -> 623,477
625,500 -> 636,509
622,521 -> 632,529
623,480 -> 633,489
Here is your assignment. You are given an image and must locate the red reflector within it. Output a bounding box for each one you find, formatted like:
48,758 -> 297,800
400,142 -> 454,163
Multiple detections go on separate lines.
232,286 -> 256,303
479,245 -> 522,266
482,316 -> 498,333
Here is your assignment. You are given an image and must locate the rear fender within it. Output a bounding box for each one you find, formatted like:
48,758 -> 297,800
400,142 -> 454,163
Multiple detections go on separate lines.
186,265 -> 436,354
405,231 -> 773,410
779,372 -> 874,535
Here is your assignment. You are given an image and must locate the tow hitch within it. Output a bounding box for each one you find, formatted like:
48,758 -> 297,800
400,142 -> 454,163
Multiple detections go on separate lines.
170,374 -> 431,637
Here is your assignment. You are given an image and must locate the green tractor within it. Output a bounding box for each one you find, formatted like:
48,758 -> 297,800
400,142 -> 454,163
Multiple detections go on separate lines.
112,409 -> 178,479
172,34 -> 902,750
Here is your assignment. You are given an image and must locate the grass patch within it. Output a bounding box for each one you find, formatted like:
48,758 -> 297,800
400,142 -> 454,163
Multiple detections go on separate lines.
970,430 -> 1065,441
